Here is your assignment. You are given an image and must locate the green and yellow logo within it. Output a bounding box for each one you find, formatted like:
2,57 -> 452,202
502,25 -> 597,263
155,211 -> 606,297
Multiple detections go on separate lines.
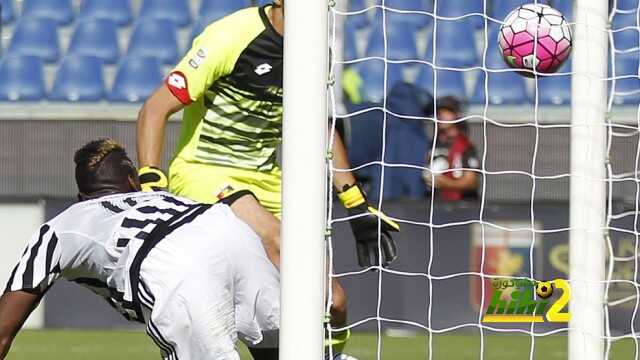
482,278 -> 571,323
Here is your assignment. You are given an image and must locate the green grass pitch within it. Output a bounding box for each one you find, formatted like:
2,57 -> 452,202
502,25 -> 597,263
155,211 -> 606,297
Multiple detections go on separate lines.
6,330 -> 636,359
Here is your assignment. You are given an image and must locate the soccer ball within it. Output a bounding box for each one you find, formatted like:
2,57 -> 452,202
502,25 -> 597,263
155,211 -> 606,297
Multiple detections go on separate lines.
498,3 -> 572,75
535,281 -> 554,299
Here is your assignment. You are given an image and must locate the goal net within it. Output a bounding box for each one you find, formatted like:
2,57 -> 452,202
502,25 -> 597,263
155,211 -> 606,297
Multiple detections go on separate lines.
320,0 -> 640,359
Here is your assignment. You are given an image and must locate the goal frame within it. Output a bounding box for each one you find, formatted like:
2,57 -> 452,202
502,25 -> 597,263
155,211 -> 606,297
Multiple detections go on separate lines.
280,0 -> 329,359
569,1 -> 608,359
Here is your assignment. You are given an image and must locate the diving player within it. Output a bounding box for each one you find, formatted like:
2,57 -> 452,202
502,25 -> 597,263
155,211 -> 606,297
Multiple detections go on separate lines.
0,139 -> 279,360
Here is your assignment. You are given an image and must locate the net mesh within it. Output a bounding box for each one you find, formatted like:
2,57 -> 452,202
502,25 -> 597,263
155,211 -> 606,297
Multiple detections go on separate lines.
325,0 -> 640,358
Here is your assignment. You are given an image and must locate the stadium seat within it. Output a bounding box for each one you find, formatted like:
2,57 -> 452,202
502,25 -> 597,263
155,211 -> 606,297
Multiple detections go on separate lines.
415,65 -> 467,99
139,0 -> 191,27
68,19 -> 120,64
356,60 -> 404,103
383,0 -> 431,28
0,55 -> 46,101
365,22 -> 418,60
127,20 -> 180,65
436,0 -> 484,27
199,0 -> 251,22
613,27 -> 639,53
21,0 -> 73,25
50,56 -> 105,102
109,57 -> 164,102
612,14 -> 639,53
491,0 -> 529,21
8,19 -> 60,63
471,70 -> 529,104
428,19 -> 478,67
614,0 -> 639,11
79,0 -> 132,26
1,0 -> 15,24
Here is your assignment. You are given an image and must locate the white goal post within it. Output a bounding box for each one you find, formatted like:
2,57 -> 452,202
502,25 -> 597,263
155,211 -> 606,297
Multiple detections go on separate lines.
569,0 -> 608,359
280,0 -> 329,359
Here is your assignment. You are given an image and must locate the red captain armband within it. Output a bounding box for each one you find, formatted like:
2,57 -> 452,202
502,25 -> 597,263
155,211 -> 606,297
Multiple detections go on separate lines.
165,71 -> 192,105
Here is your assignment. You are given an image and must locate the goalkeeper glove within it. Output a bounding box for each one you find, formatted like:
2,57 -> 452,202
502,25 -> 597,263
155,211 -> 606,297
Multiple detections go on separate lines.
338,183 -> 400,268
138,166 -> 168,192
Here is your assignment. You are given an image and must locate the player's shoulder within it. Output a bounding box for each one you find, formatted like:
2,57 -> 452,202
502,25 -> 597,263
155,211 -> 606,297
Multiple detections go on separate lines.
199,6 -> 264,40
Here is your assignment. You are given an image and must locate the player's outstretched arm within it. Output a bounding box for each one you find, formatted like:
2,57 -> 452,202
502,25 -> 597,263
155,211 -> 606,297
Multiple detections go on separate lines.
0,290 -> 41,359
331,131 -> 400,268
136,85 -> 184,191
227,193 -> 281,269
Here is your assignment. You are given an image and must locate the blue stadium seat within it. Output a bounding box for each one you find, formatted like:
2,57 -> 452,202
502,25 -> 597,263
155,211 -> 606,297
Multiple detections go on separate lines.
79,0 -> 132,26
356,60 -> 404,103
613,27 -> 639,53
8,19 -> 60,63
436,0 -> 484,27
127,20 -> 180,65
0,55 -> 46,101
471,70 -> 529,104
109,57 -> 164,102
139,0 -> 191,27
428,19 -> 478,67
383,0 -> 431,28
538,63 -> 571,105
1,0 -> 15,24
612,14 -> 639,53
415,65 -> 467,99
199,0 -> 251,22
491,0 -> 528,22
256,0 -> 273,5
68,19 -> 120,64
365,22 -> 418,60
614,0 -> 639,11
21,0 -> 73,25
612,12 -> 637,30
50,56 -> 105,101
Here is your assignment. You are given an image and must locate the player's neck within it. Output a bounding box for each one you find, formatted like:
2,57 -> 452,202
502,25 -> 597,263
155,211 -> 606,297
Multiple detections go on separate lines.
267,6 -> 284,36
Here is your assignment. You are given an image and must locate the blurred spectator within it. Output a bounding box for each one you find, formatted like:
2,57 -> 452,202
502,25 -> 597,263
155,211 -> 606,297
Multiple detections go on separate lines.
424,96 -> 480,201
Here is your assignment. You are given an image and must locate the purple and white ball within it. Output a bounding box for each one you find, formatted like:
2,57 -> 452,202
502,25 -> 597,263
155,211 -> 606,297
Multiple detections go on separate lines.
498,3 -> 572,75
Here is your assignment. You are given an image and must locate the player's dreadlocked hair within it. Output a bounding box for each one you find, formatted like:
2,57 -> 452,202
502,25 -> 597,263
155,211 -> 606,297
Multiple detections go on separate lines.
74,138 -> 138,200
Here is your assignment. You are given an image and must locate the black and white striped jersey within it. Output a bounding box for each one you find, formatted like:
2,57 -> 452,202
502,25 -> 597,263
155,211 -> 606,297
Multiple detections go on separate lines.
3,191 -> 211,322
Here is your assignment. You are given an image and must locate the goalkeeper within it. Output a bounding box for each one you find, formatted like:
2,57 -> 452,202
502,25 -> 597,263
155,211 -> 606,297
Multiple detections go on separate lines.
136,0 -> 399,353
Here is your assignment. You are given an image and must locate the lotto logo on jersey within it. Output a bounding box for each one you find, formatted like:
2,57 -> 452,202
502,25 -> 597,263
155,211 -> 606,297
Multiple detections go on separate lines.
165,71 -> 192,105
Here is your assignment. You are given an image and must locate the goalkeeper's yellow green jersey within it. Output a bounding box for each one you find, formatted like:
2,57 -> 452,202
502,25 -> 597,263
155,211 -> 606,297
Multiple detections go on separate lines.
165,5 -> 283,172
